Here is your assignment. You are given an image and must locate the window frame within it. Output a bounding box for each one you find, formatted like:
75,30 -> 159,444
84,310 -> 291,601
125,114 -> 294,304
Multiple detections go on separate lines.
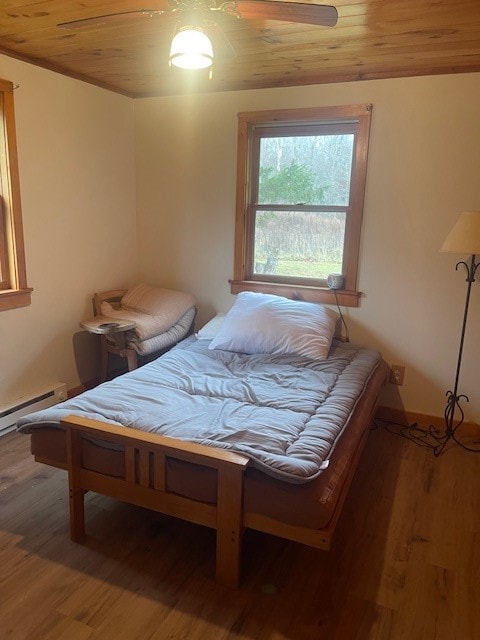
0,78 -> 31,311
230,104 -> 372,307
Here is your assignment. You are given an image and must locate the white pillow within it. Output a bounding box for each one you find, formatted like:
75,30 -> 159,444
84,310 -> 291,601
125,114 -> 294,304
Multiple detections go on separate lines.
196,314 -> 225,340
209,292 -> 338,360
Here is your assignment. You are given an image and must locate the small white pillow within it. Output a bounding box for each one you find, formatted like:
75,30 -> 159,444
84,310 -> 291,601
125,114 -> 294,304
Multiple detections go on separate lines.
196,314 -> 226,340
209,292 -> 338,360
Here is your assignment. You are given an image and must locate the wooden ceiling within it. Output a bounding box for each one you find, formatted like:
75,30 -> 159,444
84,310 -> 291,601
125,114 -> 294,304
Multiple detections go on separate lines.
0,1 -> 479,98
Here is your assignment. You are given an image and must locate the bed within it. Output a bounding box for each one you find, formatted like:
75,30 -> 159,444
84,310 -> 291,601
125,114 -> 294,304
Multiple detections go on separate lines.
17,292 -> 388,587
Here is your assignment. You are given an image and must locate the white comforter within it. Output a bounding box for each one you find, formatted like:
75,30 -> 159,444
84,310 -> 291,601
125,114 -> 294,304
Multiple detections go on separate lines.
17,337 -> 382,483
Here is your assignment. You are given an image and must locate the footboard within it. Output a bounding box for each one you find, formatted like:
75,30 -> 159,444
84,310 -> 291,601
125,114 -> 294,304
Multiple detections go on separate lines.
62,415 -> 249,588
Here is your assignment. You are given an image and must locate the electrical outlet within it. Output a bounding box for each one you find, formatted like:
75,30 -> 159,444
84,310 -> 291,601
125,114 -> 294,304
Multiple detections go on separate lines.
390,364 -> 405,386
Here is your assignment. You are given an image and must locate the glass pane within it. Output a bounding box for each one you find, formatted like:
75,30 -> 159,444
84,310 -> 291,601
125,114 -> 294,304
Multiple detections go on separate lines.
253,210 -> 345,279
258,134 -> 354,206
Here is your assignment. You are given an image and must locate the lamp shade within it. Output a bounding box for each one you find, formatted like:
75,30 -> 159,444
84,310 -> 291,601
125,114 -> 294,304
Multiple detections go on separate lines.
441,211 -> 480,255
169,27 -> 213,70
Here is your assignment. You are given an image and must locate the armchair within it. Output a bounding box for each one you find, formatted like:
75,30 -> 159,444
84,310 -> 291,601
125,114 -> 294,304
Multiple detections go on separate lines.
83,284 -> 196,381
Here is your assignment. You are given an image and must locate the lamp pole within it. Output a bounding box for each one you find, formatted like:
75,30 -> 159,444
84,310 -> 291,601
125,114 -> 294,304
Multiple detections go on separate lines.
389,212 -> 480,455
437,253 -> 479,455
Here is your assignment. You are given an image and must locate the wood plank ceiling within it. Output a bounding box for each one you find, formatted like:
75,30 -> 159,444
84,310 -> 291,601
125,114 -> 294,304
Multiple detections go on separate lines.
0,0 -> 479,97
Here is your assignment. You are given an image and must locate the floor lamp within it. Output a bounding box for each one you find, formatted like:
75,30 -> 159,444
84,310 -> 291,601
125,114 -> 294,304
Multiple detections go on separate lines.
409,211 -> 480,455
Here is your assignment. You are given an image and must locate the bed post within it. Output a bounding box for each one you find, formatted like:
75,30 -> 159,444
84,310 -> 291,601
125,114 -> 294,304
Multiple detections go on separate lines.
66,426 -> 86,542
216,465 -> 245,588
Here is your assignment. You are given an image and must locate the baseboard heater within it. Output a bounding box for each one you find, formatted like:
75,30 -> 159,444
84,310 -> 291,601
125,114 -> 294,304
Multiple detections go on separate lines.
0,383 -> 67,436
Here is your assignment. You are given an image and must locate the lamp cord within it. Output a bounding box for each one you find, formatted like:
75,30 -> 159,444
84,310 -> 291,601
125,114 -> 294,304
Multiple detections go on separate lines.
333,289 -> 349,343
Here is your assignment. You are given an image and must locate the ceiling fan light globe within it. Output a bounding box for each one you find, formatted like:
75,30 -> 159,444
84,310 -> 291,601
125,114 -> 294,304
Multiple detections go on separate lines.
169,28 -> 214,69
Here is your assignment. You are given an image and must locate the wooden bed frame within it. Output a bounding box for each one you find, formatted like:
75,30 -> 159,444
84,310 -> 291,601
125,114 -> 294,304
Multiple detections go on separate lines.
31,356 -> 387,589
63,415 -> 249,588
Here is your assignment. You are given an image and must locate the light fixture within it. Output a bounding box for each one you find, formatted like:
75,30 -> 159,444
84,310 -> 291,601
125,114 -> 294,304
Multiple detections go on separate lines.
404,211 -> 480,455
169,26 -> 214,70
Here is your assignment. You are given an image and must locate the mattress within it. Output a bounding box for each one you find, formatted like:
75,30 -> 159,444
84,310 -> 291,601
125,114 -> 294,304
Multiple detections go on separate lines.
25,340 -> 388,530
18,337 -> 382,484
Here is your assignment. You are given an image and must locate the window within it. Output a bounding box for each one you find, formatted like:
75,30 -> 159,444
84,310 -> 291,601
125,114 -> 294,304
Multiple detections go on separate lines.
0,79 -> 31,311
231,105 -> 372,307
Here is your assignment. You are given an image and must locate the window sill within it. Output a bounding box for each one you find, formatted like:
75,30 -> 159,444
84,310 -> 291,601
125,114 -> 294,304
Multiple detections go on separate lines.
229,280 -> 360,307
0,287 -> 33,311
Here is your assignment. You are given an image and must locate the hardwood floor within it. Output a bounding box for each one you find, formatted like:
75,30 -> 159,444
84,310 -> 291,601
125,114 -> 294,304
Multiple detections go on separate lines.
1,426 -> 479,640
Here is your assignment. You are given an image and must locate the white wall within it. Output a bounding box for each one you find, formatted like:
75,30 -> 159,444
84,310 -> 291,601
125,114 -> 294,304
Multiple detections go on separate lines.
134,73 -> 480,422
2,61 -> 477,422
0,55 -> 137,407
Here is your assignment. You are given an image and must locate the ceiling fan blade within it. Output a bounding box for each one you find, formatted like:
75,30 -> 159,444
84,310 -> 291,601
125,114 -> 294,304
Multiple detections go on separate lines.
58,10 -> 165,30
232,1 -> 338,27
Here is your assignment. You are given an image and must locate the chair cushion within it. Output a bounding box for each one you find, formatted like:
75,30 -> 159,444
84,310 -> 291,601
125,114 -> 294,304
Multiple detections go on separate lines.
122,283 -> 195,318
100,283 -> 196,342
129,307 -> 196,355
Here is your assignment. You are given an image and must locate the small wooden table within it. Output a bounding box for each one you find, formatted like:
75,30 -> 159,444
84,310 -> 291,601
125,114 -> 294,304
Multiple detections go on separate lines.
80,316 -> 137,381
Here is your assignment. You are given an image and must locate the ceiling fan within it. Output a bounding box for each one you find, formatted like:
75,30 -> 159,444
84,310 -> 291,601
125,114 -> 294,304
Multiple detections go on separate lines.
58,1 -> 338,71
